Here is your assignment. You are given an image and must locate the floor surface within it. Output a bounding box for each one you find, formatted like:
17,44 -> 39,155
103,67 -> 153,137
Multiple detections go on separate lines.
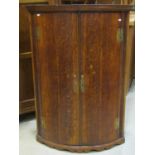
19,81 -> 135,155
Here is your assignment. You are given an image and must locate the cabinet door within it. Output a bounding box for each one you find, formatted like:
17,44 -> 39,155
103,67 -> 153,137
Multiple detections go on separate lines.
32,13 -> 80,145
80,13 -> 126,145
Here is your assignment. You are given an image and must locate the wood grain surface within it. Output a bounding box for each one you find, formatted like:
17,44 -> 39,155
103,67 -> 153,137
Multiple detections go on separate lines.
28,5 -> 133,151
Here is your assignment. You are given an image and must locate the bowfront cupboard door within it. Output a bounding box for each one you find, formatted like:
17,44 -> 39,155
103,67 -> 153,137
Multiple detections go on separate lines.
32,13 -> 80,145
31,11 -> 127,146
79,13 -> 126,145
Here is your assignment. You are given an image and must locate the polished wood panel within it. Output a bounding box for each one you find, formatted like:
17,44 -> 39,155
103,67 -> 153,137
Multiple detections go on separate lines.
80,13 -> 124,145
28,5 -> 133,152
31,13 -> 80,144
28,4 -> 134,12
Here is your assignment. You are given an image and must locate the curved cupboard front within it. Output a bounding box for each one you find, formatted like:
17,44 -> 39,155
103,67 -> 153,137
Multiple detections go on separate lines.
28,5 -> 133,152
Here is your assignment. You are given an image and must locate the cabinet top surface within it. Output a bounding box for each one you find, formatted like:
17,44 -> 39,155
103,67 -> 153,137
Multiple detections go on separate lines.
27,4 -> 134,13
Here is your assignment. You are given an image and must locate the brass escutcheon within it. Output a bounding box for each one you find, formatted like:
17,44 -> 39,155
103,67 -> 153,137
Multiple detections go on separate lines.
80,74 -> 85,93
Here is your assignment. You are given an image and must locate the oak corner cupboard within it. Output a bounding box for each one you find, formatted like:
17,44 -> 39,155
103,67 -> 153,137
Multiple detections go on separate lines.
28,4 -> 134,152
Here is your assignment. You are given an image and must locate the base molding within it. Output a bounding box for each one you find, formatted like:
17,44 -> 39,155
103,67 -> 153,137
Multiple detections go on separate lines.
37,135 -> 125,152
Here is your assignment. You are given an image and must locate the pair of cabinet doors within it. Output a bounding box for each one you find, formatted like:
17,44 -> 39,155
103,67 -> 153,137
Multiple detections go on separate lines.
31,10 -> 128,147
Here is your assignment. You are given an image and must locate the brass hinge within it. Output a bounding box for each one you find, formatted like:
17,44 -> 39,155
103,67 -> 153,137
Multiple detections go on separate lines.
114,117 -> 120,130
117,28 -> 124,43
41,116 -> 46,129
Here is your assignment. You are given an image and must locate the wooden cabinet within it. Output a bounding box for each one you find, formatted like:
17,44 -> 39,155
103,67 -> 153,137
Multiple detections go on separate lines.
19,5 -> 35,114
19,1 -> 48,114
28,5 -> 133,152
